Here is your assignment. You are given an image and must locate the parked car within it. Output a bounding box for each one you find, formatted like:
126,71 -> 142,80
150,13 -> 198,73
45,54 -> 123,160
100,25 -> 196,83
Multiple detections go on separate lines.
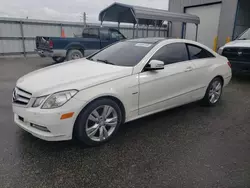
13,38 -> 231,146
218,28 -> 250,73
35,27 -> 126,63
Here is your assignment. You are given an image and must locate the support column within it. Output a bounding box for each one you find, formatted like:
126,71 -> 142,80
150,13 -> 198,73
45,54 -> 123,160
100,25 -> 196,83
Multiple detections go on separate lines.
146,25 -> 149,37
20,21 -> 26,57
195,24 -> 199,41
136,22 -> 139,38
168,21 -> 172,37
132,24 -> 135,38
182,23 -> 186,39
154,21 -> 157,37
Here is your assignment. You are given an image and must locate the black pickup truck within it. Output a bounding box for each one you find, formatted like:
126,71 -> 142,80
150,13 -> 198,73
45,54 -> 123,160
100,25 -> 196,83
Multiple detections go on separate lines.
35,27 -> 126,63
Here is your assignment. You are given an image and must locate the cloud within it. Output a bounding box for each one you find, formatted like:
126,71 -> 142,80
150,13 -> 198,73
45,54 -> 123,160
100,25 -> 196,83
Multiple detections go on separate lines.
42,7 -> 61,18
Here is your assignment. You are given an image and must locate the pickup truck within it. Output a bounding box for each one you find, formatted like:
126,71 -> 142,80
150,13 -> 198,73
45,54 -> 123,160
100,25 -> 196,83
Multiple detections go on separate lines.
218,28 -> 250,73
35,27 -> 126,63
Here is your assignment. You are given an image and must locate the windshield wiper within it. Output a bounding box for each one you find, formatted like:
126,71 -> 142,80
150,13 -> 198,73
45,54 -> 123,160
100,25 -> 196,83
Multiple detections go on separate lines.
96,59 -> 114,65
238,38 -> 248,40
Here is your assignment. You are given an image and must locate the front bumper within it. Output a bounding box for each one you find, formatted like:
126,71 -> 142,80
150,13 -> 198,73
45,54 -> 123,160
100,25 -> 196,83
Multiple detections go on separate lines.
230,60 -> 250,73
12,98 -> 84,141
35,49 -> 67,58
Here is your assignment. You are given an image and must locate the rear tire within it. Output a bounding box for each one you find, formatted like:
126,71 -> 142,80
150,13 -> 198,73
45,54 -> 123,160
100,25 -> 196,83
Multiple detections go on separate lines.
202,77 -> 223,106
74,98 -> 122,146
52,57 -> 65,63
66,49 -> 84,61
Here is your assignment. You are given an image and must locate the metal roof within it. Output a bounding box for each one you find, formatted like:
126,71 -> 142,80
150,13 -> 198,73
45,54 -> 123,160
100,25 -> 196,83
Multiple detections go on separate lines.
99,3 -> 200,26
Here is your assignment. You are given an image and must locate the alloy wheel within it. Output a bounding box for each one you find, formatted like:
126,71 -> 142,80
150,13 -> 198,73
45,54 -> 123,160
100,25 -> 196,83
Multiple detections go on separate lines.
86,105 -> 118,142
209,80 -> 222,104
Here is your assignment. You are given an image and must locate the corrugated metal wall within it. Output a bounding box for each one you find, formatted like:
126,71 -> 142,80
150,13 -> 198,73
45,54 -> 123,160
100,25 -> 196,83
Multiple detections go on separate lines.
169,0 -> 238,47
0,18 -> 167,56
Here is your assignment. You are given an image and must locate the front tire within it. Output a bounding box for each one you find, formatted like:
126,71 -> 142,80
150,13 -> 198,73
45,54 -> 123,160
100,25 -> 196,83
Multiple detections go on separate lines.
74,98 -> 122,146
52,56 -> 65,63
202,77 -> 223,106
66,49 -> 84,61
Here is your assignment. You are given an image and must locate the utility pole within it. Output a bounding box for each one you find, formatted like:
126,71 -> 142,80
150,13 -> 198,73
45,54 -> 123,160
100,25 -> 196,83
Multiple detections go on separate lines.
81,12 -> 87,28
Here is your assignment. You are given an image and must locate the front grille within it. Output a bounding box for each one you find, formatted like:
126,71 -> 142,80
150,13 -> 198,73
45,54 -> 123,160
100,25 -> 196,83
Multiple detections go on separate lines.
222,47 -> 250,62
12,87 -> 32,106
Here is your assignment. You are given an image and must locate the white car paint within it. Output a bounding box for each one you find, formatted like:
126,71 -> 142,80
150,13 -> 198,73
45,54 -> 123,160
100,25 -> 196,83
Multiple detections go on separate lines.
12,39 -> 232,141
219,39 -> 250,52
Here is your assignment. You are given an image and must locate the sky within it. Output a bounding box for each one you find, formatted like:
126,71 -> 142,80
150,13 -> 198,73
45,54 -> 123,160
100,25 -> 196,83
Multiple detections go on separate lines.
0,0 -> 169,23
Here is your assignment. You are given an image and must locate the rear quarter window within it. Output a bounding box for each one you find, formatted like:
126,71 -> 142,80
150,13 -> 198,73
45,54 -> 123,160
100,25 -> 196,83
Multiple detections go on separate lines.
187,44 -> 215,60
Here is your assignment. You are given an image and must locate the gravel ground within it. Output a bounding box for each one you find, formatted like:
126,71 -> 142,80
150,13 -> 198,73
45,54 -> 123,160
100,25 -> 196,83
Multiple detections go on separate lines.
0,57 -> 250,188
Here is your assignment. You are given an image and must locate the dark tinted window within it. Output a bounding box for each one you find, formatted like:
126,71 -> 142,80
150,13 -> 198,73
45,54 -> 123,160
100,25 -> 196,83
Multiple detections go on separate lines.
87,41 -> 154,67
187,44 -> 215,60
151,43 -> 189,65
88,28 -> 99,38
100,29 -> 110,40
82,29 -> 89,37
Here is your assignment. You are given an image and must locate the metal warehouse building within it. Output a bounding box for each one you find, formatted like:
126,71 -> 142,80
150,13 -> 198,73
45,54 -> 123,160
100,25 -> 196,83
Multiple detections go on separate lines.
169,0 -> 249,49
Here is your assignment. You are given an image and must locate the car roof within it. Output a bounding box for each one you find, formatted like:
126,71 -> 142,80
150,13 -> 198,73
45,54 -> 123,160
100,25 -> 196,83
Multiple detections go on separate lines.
127,37 -> 166,44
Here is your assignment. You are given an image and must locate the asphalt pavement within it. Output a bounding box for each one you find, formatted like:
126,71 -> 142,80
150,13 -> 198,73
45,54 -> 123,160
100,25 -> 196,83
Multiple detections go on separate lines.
0,57 -> 250,188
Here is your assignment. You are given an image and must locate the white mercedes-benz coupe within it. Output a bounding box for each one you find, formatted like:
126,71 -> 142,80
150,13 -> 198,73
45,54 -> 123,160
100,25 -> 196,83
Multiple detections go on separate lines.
12,38 -> 232,146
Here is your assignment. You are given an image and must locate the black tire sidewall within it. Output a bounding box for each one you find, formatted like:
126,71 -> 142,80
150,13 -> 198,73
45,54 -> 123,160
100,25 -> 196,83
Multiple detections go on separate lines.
74,98 -> 122,146
203,77 -> 223,106
52,57 -> 65,63
66,49 -> 84,61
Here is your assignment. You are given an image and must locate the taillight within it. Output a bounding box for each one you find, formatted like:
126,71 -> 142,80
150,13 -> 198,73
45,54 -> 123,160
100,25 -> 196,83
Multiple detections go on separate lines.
49,40 -> 53,48
227,61 -> 231,68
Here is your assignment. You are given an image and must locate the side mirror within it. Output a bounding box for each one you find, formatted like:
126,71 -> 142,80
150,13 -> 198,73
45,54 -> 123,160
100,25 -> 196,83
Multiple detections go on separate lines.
145,60 -> 164,71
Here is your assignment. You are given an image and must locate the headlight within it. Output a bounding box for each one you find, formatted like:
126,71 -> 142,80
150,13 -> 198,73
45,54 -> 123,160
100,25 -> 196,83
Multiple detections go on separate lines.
218,47 -> 224,55
41,90 -> 78,109
32,96 -> 48,107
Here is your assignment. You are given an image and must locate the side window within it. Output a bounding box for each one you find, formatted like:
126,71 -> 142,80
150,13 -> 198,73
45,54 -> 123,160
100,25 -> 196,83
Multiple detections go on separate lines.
82,29 -> 89,37
187,44 -> 215,60
88,28 -> 99,38
151,43 -> 189,65
110,30 -> 125,40
100,29 -> 110,40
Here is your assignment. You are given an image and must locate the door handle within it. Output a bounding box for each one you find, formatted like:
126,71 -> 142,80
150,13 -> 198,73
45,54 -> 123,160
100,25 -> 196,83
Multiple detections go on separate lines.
185,67 -> 193,72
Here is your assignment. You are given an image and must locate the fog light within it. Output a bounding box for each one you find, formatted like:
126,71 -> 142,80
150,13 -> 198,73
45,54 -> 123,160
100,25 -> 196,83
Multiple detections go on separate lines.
30,123 -> 50,132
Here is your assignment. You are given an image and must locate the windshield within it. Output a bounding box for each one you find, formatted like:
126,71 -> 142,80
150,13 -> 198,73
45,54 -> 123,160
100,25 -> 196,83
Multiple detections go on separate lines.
87,41 -> 155,67
237,28 -> 250,40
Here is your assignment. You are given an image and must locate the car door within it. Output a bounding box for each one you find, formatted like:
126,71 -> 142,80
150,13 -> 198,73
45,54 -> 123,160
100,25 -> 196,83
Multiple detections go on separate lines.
185,43 -> 217,100
82,28 -> 101,56
100,29 -> 111,48
138,42 -> 197,115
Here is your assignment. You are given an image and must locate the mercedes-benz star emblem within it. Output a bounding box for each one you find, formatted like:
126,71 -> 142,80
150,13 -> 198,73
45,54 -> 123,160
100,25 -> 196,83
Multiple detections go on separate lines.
238,51 -> 243,56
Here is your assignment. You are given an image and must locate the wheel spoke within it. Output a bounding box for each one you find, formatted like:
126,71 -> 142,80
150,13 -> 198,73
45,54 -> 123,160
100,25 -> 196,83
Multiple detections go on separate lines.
92,109 -> 100,119
88,114 -> 98,123
215,83 -> 221,91
102,105 -> 113,118
103,126 -> 109,139
210,94 -> 215,103
99,126 -> 104,141
86,124 -> 99,137
105,117 -> 117,127
214,91 -> 220,98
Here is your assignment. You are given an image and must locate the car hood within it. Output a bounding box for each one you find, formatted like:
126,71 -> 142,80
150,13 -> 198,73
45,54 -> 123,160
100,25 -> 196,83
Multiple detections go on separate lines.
223,40 -> 250,48
16,59 -> 133,97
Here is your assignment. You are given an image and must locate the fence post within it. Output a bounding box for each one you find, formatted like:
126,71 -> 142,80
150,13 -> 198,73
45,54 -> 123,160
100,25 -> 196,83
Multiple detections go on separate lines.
146,25 -> 149,37
20,21 -> 26,57
154,21 -> 157,37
